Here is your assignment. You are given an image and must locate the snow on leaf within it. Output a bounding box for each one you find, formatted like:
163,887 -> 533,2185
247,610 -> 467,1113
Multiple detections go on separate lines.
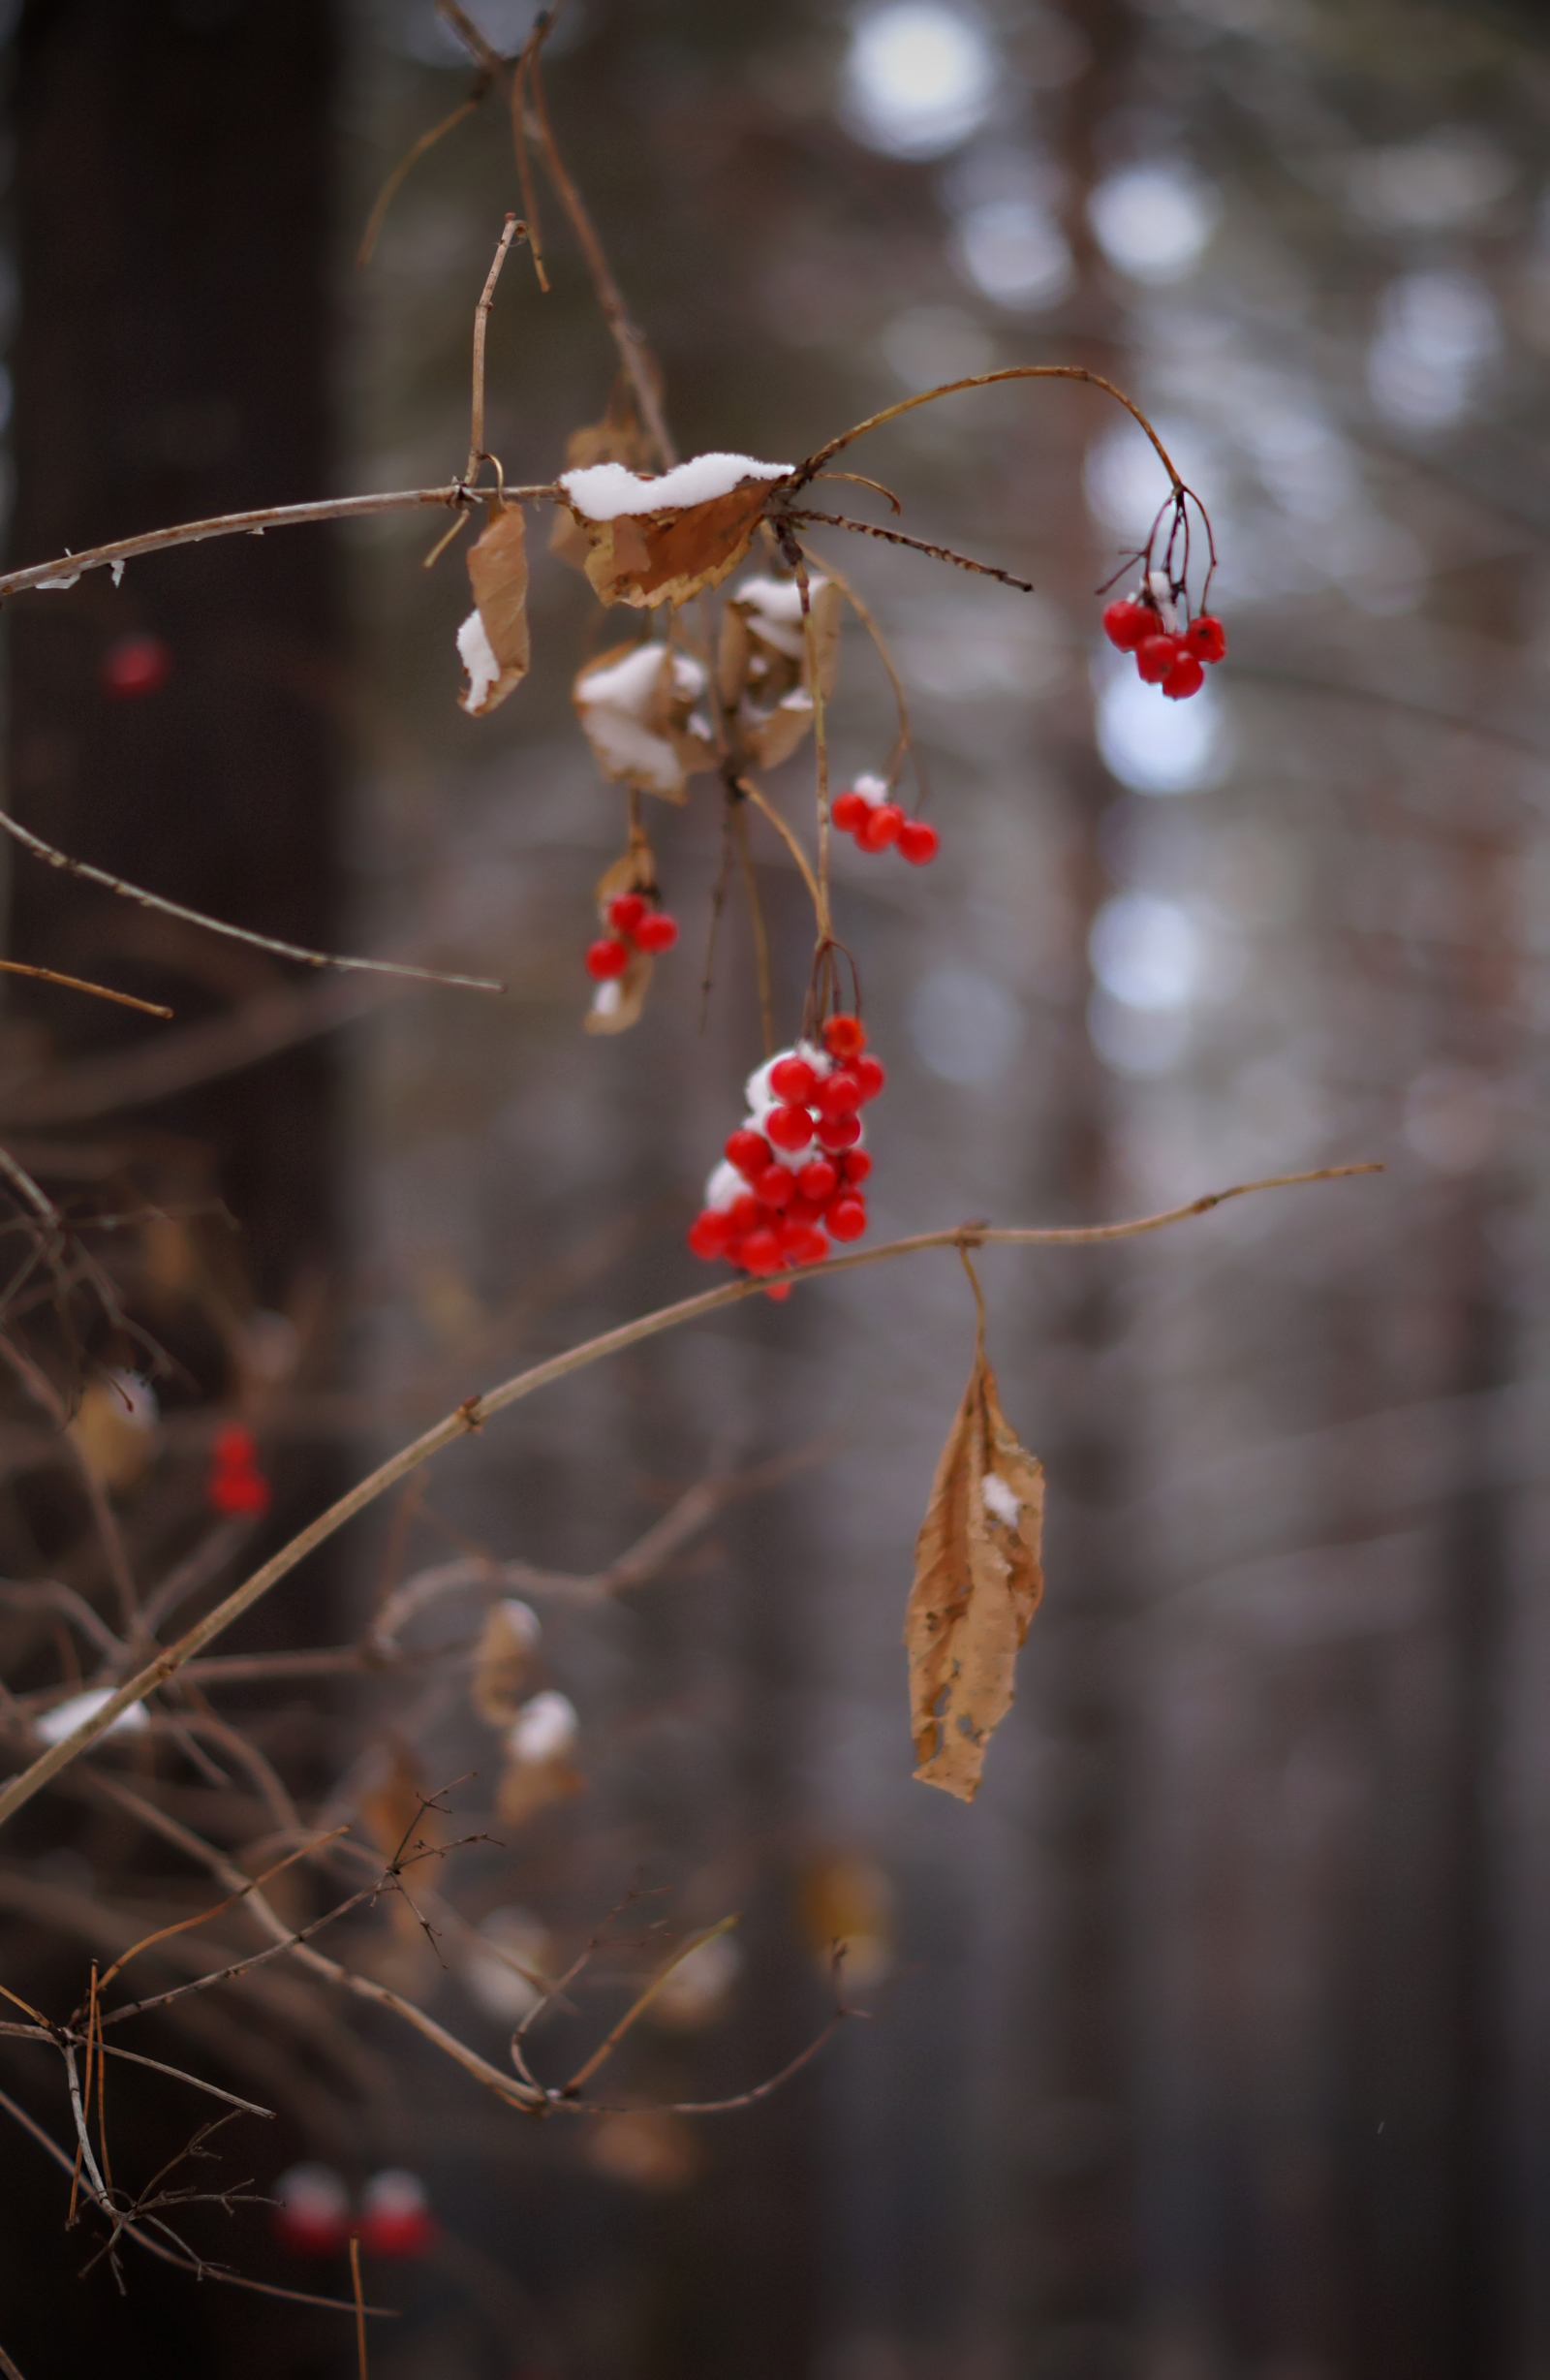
470,1597 -> 542,1726
904,1323 -> 1044,1802
549,395 -> 657,573
719,572 -> 841,771
574,641 -> 716,801
458,502 -> 531,715
558,454 -> 793,611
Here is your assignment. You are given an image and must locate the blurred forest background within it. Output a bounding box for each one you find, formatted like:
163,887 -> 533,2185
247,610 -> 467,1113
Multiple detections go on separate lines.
3,0 -> 1550,2376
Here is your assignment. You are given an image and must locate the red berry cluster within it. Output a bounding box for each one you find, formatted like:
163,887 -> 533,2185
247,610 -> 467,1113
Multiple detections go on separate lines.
586,891 -> 680,981
830,774 -> 939,866
688,1016 -> 883,1297
1101,593 -> 1226,702
206,1423 -> 270,1518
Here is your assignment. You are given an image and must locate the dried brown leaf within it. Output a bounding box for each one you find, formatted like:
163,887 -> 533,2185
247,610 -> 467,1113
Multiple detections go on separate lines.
495,1753 -> 584,1828
905,1320 -> 1044,1802
573,482 -> 774,610
459,502 -> 530,715
573,640 -> 716,802
719,575 -> 841,772
68,1376 -> 159,1493
550,398 -> 655,572
359,1742 -> 438,1863
470,1598 -> 540,1726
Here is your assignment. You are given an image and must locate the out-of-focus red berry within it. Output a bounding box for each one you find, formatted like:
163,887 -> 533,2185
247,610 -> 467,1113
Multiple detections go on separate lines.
606,892 -> 648,935
725,1129 -> 769,1176
822,1018 -> 867,1060
856,801 -> 904,853
896,819 -> 939,866
766,1103 -> 816,1152
1101,599 -> 1150,652
1162,652 -> 1205,701
273,2165 -> 350,2257
633,911 -> 678,954
688,1210 -> 732,1259
358,2170 -> 435,2260
831,790 -> 868,832
585,938 -> 629,980
1135,634 -> 1179,685
101,633 -> 172,700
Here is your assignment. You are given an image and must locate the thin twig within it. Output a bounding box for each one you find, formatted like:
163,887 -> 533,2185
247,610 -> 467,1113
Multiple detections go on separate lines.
0,1164 -> 1381,1831
794,542 -> 923,801
467,214 -> 523,484
731,806 -> 775,1057
351,2236 -> 369,2380
0,807 -> 506,995
0,960 -> 171,1019
791,365 -> 1184,491
95,1831 -> 347,1994
790,509 -> 1037,594
735,778 -> 822,918
795,556 -> 832,939
357,93 -> 493,271
559,1917 -> 738,2095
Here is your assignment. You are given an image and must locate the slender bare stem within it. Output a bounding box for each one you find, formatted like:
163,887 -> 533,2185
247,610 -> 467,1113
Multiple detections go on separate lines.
0,960 -> 171,1019
0,1162 -> 1380,1832
735,779 -> 822,918
791,509 -> 1037,593
731,806 -> 774,1056
0,806 -> 505,994
792,366 -> 1184,491
467,214 -> 523,483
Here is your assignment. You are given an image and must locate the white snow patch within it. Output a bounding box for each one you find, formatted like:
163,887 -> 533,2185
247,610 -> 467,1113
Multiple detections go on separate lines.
457,608 -> 501,713
35,1688 -> 149,1746
704,1159 -> 745,1210
591,979 -> 623,1019
38,572 -> 80,591
560,453 -> 792,521
981,1473 -> 1020,1527
852,773 -> 889,806
507,1690 -> 578,1766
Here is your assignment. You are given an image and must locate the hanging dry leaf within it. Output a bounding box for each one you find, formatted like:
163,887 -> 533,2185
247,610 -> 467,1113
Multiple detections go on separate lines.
549,392 -> 656,573
558,454 -> 791,610
718,573 -> 842,772
573,641 -> 716,802
470,1597 -> 542,1726
457,501 -> 530,715
68,1371 -> 160,1493
495,1753 -> 584,1827
905,1319 -> 1044,1802
358,1741 -> 440,1863
496,1690 -> 584,1826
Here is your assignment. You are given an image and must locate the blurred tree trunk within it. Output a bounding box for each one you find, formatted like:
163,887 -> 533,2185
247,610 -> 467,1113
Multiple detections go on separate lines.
6,0 -> 342,1305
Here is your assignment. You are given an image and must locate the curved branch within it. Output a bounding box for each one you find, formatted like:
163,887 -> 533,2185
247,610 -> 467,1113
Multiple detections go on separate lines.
0,1161 -> 1380,1834
791,366 -> 1183,492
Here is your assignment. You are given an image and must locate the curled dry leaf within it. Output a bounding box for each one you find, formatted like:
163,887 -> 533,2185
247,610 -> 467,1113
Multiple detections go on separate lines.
573,641 -> 716,803
495,1752 -> 584,1828
719,573 -> 841,772
470,1597 -> 542,1726
457,501 -> 531,715
905,1317 -> 1044,1802
68,1371 -> 160,1493
559,454 -> 791,610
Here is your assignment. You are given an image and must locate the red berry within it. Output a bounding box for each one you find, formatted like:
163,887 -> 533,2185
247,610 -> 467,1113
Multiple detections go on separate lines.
212,1423 -> 259,1470
842,1148 -> 872,1185
606,892 -> 648,935
786,1193 -> 825,1226
764,1279 -> 792,1300
1162,652 -> 1204,701
852,1055 -> 885,1103
1182,613 -> 1226,664
210,1468 -> 270,1518
633,911 -> 678,954
831,790 -> 868,832
856,801 -> 903,853
815,1071 -> 861,1120
796,1158 -> 839,1203
769,1055 -> 818,1104
755,1164 -> 794,1207
738,1228 -> 784,1275
725,1129 -> 769,1177
816,1112 -> 861,1151
782,1224 -> 829,1266
585,937 -> 629,980
359,2171 -> 435,2261
273,2165 -> 351,2258
101,632 -> 172,699
727,1192 -> 760,1233
688,1209 -> 732,1259
827,1196 -> 868,1242
1135,634 -> 1178,686
1101,598 -> 1150,653
823,1018 -> 867,1060
765,1103 -> 815,1152
896,819 -> 939,866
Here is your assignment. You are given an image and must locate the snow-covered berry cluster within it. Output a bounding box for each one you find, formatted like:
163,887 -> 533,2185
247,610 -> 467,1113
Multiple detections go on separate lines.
1102,574 -> 1226,703
586,890 -> 680,980
831,775 -> 939,865
689,1016 -> 883,1296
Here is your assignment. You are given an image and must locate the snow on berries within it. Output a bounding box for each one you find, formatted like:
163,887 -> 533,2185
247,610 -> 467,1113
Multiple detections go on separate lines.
1101,576 -> 1226,705
830,775 -> 940,865
689,1015 -> 883,1296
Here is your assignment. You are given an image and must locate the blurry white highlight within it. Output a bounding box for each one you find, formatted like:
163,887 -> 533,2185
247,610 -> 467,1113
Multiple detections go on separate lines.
844,4 -> 996,159
1089,165 -> 1221,283
463,1906 -> 551,2021
507,1690 -> 578,1765
908,965 -> 1022,1083
1097,669 -> 1226,795
953,200 -> 1073,310
35,1688 -> 148,1746
1090,894 -> 1202,1012
1367,271 -> 1500,430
